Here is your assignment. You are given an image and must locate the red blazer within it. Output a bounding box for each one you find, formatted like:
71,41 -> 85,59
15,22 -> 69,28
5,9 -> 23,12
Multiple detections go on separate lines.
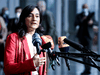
4,33 -> 46,75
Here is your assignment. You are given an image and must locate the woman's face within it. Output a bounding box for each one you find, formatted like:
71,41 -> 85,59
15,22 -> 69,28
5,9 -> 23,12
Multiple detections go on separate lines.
25,8 -> 40,32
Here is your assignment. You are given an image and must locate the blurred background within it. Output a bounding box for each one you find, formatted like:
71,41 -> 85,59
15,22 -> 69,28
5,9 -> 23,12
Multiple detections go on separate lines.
0,0 -> 100,75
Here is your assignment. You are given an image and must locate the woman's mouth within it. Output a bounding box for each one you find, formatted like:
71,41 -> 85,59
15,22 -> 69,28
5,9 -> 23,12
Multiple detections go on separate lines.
31,23 -> 37,24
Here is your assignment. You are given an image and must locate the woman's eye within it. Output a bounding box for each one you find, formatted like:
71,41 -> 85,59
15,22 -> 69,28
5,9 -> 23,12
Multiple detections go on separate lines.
28,14 -> 32,17
36,15 -> 39,17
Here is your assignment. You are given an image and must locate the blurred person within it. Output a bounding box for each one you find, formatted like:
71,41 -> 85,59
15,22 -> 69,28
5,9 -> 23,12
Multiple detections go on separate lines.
0,7 -> 9,26
37,0 -> 58,45
4,5 -> 47,75
37,1 -> 58,75
0,16 -> 7,75
74,4 -> 98,75
7,6 -> 22,35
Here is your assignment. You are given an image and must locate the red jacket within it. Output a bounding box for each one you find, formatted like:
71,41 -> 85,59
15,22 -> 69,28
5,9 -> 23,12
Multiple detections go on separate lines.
4,33 -> 46,75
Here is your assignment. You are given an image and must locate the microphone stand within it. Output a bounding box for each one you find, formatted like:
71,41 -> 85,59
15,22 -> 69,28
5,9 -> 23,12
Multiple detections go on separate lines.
55,52 -> 100,71
41,49 -> 100,71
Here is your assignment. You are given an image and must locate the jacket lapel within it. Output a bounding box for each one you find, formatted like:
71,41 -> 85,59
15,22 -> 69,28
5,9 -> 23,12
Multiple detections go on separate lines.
22,37 -> 31,59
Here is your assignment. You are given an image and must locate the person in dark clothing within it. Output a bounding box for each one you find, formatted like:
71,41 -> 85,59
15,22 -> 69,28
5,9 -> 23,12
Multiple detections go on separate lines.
37,0 -> 58,45
7,6 -> 22,35
74,4 -> 98,75
0,7 -> 9,26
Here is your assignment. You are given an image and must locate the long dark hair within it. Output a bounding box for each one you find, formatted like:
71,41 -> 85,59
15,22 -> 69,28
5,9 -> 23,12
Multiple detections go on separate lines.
17,5 -> 42,38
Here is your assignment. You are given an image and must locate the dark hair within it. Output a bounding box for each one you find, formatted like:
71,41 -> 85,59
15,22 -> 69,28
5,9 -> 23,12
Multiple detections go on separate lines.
15,6 -> 22,12
82,4 -> 88,9
17,5 -> 42,38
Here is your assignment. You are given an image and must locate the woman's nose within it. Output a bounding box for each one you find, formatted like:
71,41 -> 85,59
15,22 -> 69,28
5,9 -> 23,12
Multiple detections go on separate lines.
32,16 -> 36,21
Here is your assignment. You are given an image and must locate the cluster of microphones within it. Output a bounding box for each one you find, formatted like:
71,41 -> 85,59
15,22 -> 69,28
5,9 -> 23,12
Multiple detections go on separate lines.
32,33 -> 100,71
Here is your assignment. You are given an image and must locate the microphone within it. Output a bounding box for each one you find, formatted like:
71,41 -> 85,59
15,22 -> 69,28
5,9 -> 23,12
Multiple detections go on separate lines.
41,42 -> 60,70
41,35 -> 54,50
63,38 -> 98,67
32,33 -> 42,55
41,42 -> 52,53
41,35 -> 60,70
63,38 -> 88,53
64,38 -> 98,54
58,36 -> 70,70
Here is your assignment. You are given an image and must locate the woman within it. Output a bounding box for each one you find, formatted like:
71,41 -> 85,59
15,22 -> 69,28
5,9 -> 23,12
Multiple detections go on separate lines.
4,5 -> 46,75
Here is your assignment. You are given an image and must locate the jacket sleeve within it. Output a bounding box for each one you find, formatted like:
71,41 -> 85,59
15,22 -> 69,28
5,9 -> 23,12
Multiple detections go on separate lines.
4,34 -> 36,74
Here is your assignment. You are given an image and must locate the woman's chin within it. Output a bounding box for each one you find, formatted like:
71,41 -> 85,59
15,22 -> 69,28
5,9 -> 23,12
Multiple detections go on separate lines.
30,27 -> 38,31
32,24 -> 39,28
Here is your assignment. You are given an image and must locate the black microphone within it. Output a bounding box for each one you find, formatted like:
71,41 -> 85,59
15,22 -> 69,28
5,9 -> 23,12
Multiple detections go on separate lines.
32,33 -> 42,55
41,42 -> 52,56
63,38 -> 98,67
64,38 -> 99,55
41,42 -> 60,70
63,38 -> 87,52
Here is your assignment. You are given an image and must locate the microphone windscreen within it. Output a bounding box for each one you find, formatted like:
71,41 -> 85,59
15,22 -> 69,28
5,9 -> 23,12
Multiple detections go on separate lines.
58,36 -> 69,53
32,33 -> 41,39
32,33 -> 42,46
32,33 -> 42,54
41,35 -> 54,50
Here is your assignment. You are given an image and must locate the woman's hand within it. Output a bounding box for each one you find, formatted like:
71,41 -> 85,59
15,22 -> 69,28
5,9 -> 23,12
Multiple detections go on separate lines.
33,54 -> 46,67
